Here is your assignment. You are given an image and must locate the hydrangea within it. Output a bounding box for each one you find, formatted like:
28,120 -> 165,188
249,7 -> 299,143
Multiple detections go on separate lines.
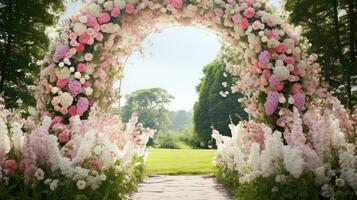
68,80 -> 82,96
53,45 -> 68,63
264,91 -> 280,116
293,92 -> 305,111
76,97 -> 89,116
259,51 -> 270,67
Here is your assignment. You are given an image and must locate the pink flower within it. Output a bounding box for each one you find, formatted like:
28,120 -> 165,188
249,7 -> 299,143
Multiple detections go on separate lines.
243,7 -> 255,18
5,160 -> 17,171
111,7 -> 120,17
79,33 -> 90,44
50,73 -> 57,83
68,105 -> 77,116
264,91 -> 280,116
214,8 -> 224,17
90,156 -> 102,171
98,12 -> 111,24
292,66 -> 301,76
100,62 -> 108,69
59,107 -> 68,115
125,4 -> 135,14
238,18 -> 249,29
252,20 -> 262,30
84,53 -> 93,61
244,0 -> 254,5
52,116 -> 63,124
259,51 -> 270,67
83,81 -> 92,88
277,43 -> 288,53
52,123 -> 67,131
77,63 -> 87,73
76,43 -> 85,53
76,97 -> 89,116
170,0 -> 183,9
293,93 -> 305,111
285,57 -> 295,65
262,69 -> 271,79
69,33 -> 77,40
96,32 -> 104,41
86,15 -> 98,27
68,80 -> 82,95
58,132 -> 70,143
291,83 -> 302,94
53,44 -> 68,63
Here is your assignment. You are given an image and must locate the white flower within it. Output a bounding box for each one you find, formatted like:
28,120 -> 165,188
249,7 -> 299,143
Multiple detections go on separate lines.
74,72 -> 82,79
93,145 -> 102,155
114,0 -> 126,9
34,168 -> 45,181
335,178 -> 345,187
283,146 -> 304,178
273,65 -> 290,81
42,116 -> 52,130
77,180 -> 86,190
288,96 -> 295,104
50,179 -> 59,191
10,122 -> 24,153
87,3 -> 102,17
99,174 -> 107,181
73,23 -> 87,35
51,87 -> 59,94
60,92 -> 74,108
79,15 -> 87,23
0,118 -> 10,161
55,67 -> 71,79
80,78 -> 86,84
85,87 -> 93,96
44,178 -> 52,185
59,62 -> 64,68
278,96 -> 286,104
69,67 -> 75,72
275,174 -> 287,183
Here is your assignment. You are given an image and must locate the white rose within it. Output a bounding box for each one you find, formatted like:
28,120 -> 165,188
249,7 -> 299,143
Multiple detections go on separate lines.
288,96 -> 295,104
34,168 -> 45,181
114,0 -> 126,9
87,3 -> 102,17
278,96 -> 286,104
273,65 -> 290,81
80,78 -> 86,84
73,23 -> 87,35
50,179 -> 59,191
79,15 -> 87,23
85,87 -> 93,96
55,67 -> 71,79
77,180 -> 86,190
70,67 -> 75,72
60,92 -> 73,108
51,87 -> 59,94
74,72 -> 82,79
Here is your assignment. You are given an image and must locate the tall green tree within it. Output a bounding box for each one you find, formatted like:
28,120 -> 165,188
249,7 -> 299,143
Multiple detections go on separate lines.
168,110 -> 192,131
0,0 -> 66,109
121,88 -> 174,131
193,60 -> 248,148
285,0 -> 356,110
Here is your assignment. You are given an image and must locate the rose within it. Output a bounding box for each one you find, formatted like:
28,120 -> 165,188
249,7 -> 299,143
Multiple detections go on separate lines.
111,7 -> 120,17
291,83 -> 302,94
58,132 -> 70,143
273,65 -> 290,81
79,33 -> 90,44
114,0 -> 126,9
238,18 -> 249,29
277,43 -> 288,53
87,3 -> 102,17
243,7 -> 255,18
59,92 -> 73,108
68,105 -> 77,116
56,79 -> 68,89
170,0 -> 183,9
98,12 -> 111,24
75,43 -> 85,53
5,160 -> 17,176
125,4 -> 135,14
86,15 -> 98,27
77,63 -> 87,73
73,23 -> 87,35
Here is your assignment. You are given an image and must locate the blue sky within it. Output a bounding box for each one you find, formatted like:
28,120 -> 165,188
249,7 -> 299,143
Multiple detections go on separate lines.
63,0 -> 280,111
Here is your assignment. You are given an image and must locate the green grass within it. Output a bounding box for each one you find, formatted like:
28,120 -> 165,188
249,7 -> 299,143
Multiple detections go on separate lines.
145,148 -> 217,175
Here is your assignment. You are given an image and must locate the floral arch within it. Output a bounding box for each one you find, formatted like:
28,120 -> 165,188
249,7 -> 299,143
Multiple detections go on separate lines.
0,0 -> 356,199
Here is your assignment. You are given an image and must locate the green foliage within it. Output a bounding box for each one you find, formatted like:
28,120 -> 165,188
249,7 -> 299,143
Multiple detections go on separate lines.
121,88 -> 174,131
153,128 -> 201,149
193,60 -> 248,148
167,110 -> 192,131
285,0 -> 356,110
0,0 -> 66,110
0,156 -> 145,200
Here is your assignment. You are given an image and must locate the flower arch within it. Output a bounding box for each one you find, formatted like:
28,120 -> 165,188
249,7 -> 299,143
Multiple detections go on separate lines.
38,0 -> 320,130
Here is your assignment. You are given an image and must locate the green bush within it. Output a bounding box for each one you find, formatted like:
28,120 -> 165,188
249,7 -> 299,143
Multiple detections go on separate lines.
154,128 -> 203,149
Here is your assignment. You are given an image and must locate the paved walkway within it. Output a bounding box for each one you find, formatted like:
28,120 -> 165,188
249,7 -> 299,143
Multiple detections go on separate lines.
130,176 -> 232,200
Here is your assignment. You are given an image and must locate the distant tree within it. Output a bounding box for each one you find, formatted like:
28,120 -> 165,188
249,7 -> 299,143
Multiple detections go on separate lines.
121,88 -> 174,131
285,0 -> 356,110
168,110 -> 192,131
0,0 -> 66,109
193,60 -> 248,148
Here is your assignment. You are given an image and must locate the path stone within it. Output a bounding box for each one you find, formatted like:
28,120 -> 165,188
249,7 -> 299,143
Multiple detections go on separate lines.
130,176 -> 232,200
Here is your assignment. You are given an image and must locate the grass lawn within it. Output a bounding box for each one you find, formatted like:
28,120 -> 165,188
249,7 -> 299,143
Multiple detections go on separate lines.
145,148 -> 217,175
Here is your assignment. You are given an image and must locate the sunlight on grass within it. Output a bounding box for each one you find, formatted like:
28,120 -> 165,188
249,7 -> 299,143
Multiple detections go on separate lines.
145,148 -> 217,175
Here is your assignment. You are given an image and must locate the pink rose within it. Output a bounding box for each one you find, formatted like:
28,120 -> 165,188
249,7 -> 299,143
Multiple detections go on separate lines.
79,33 -> 90,44
291,83 -> 302,94
125,4 -> 135,14
52,116 -> 63,124
96,32 -> 104,41
59,107 -> 68,115
238,18 -> 249,29
86,15 -> 98,27
214,8 -> 224,17
83,81 -> 92,88
5,160 -> 17,171
285,57 -> 295,64
292,66 -> 301,76
111,7 -> 120,17
50,73 -> 57,83
98,12 -> 111,24
77,63 -> 87,72
58,132 -> 70,143
170,0 -> 183,9
244,0 -> 254,5
243,7 -> 255,18
84,53 -> 93,61
76,43 -> 85,53
56,79 -> 68,89
262,69 -> 271,79
277,43 -> 288,53
68,105 -> 77,116
252,20 -> 262,30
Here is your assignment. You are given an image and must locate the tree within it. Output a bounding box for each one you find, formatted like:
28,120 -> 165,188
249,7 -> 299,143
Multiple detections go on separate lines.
285,0 -> 356,110
121,88 -> 174,131
0,0 -> 66,109
168,110 -> 192,131
193,60 -> 248,148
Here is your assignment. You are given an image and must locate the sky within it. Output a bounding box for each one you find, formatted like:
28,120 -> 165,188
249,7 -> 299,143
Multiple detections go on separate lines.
63,0 -> 280,111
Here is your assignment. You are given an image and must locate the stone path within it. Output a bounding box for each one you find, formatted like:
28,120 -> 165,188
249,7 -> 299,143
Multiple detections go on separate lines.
130,176 -> 232,200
